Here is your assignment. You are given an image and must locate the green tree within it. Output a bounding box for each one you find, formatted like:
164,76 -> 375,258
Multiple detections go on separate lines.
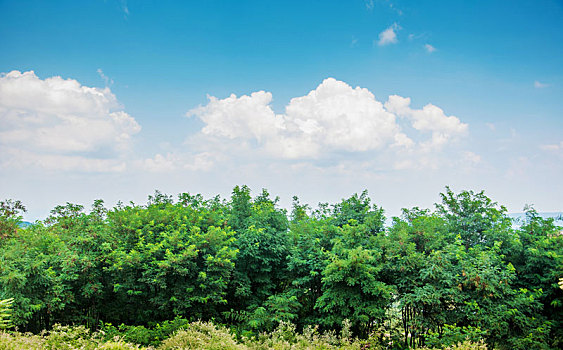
0,199 -> 26,240
508,206 -> 563,348
316,193 -> 391,337
104,194 -> 237,324
285,196 -> 335,329
226,188 -> 290,330
436,186 -> 511,249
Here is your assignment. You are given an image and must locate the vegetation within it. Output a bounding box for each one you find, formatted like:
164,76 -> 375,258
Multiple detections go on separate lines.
0,186 -> 561,349
0,320 -> 489,349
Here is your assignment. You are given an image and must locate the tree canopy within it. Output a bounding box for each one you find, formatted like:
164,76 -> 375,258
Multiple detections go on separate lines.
0,187 -> 561,349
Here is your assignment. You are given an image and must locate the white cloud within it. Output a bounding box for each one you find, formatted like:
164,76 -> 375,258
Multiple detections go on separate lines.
424,44 -> 436,53
365,0 -> 374,10
190,91 -> 282,142
0,70 -> 140,171
188,78 -> 469,161
534,80 -> 549,88
384,95 -> 468,150
281,78 -> 410,155
189,78 -> 414,159
377,23 -> 399,46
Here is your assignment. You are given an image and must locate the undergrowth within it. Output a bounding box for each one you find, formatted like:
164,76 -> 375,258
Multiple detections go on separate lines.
0,321 -> 490,349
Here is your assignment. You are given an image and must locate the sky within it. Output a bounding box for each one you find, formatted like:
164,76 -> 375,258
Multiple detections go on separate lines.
1,0 -> 562,221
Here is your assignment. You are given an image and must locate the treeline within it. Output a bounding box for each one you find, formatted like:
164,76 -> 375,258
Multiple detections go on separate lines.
0,186 -> 561,349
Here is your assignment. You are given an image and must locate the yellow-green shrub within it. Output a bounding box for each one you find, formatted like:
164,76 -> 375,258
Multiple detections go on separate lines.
158,321 -> 245,350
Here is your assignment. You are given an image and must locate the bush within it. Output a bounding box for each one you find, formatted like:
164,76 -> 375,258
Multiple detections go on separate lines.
158,320 -> 363,350
0,325 -> 146,350
247,320 -> 362,350
0,331 -> 44,350
423,340 -> 488,350
425,324 -> 487,349
158,321 -> 244,350
0,323 -> 492,350
43,324 -> 98,350
100,317 -> 191,346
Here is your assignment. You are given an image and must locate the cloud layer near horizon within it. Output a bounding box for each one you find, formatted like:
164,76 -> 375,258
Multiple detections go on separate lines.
2,70 -> 561,221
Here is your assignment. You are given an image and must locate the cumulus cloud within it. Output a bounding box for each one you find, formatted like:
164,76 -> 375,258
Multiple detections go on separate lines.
282,79 -> 412,155
377,23 -> 399,46
190,91 -> 282,142
0,70 -> 140,171
384,95 -> 468,150
188,78 -> 414,159
188,78 -> 469,162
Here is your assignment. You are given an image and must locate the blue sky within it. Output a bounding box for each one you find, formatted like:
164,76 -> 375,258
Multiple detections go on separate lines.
1,0 -> 562,220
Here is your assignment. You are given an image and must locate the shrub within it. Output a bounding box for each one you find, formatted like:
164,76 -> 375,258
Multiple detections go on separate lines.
425,324 -> 487,349
247,320 -> 362,350
158,321 -> 244,350
424,340 -> 488,350
100,317 -> 191,346
0,331 -> 44,350
43,324 -> 97,350
0,325 -> 146,350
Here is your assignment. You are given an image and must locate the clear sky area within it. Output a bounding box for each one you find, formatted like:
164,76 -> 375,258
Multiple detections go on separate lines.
1,0 -> 562,220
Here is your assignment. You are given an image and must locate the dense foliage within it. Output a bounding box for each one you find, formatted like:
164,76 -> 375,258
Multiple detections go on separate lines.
0,320 -> 490,349
0,187 -> 561,349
